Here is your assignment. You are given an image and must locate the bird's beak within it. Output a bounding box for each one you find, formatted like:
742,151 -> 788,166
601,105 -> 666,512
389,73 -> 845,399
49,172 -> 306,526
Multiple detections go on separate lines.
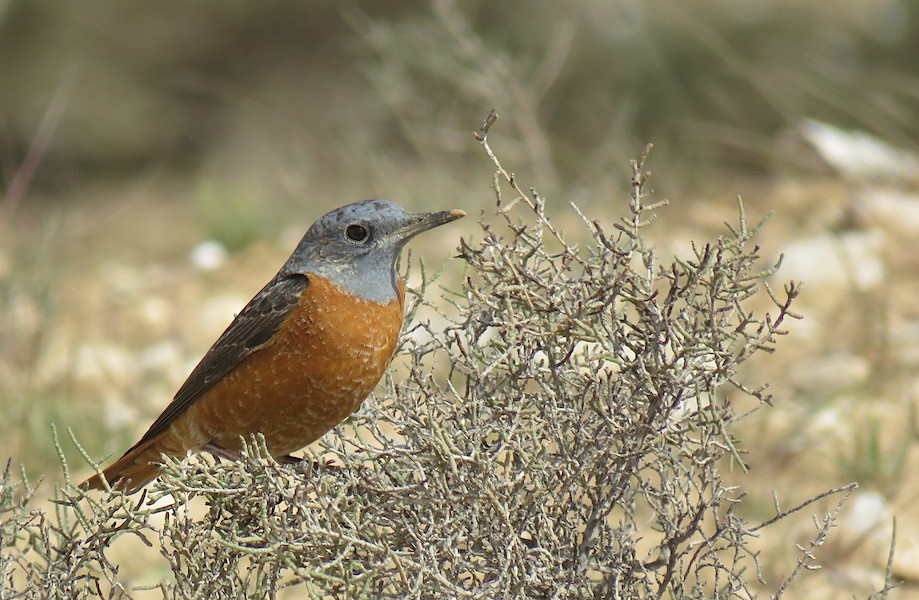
393,208 -> 466,242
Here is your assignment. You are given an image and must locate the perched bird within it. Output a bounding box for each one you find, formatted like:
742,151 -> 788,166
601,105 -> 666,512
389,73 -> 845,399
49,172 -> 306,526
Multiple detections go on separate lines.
82,199 -> 464,491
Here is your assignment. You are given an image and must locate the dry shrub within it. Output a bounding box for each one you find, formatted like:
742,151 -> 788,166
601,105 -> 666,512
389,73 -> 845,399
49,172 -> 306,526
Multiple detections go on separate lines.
0,120 -> 887,599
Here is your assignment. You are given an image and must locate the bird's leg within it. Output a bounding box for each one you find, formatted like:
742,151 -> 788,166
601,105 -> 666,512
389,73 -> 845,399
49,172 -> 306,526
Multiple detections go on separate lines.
278,453 -> 342,473
205,444 -> 338,473
204,442 -> 244,462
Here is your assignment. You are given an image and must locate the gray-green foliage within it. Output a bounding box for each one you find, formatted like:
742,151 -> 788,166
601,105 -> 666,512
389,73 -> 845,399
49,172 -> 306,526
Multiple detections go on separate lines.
2,143 -> 865,599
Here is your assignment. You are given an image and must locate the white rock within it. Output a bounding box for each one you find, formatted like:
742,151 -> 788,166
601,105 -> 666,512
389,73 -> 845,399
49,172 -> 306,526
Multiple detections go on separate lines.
864,189 -> 919,231
781,231 -> 884,289
190,240 -> 228,271
841,491 -> 889,539
801,119 -> 919,183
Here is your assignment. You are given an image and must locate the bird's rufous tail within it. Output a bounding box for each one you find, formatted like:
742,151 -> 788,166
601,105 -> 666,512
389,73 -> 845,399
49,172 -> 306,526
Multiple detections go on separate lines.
80,436 -> 166,492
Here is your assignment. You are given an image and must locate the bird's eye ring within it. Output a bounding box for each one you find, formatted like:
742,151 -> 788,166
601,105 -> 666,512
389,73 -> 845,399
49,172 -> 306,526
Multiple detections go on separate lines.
346,224 -> 369,242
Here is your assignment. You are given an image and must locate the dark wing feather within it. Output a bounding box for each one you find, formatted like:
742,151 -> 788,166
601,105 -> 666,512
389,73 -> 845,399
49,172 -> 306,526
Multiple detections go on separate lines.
127,272 -> 310,451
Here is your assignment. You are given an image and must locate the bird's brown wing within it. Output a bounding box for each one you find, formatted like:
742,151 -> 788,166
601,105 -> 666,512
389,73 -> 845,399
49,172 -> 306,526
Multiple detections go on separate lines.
125,272 -> 310,453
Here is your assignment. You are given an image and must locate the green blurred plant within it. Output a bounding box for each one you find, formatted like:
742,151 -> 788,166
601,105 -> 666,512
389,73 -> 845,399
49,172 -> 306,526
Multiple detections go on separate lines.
194,179 -> 275,253
835,405 -> 917,497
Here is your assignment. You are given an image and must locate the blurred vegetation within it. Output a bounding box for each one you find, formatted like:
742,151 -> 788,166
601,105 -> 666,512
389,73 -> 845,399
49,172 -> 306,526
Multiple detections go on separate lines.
0,0 -> 917,201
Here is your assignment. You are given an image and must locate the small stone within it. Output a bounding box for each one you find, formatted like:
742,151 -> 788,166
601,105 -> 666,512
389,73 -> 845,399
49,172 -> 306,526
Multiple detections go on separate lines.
190,240 -> 228,271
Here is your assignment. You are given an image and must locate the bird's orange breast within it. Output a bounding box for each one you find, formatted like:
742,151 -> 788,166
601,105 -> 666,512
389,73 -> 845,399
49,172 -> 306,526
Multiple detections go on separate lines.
169,275 -> 406,456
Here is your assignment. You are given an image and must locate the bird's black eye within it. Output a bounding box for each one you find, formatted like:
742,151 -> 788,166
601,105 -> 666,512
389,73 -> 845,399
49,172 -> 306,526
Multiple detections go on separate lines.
346,224 -> 368,242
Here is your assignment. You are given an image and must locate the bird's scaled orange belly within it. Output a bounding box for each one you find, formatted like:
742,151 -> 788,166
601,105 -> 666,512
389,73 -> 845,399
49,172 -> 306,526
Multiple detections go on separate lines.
169,275 -> 405,456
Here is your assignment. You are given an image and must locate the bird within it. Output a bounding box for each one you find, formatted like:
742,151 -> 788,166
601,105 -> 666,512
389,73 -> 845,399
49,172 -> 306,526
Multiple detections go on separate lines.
81,199 -> 465,491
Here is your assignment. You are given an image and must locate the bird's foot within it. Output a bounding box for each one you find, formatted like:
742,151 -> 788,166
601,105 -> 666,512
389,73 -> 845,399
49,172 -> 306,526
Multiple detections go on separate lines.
276,453 -> 302,465
205,443 -> 339,473
279,454 -> 341,473
204,442 -> 244,462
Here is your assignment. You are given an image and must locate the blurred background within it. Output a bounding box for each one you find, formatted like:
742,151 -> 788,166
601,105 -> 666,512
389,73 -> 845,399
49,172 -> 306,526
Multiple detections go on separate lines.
2,0 -> 919,596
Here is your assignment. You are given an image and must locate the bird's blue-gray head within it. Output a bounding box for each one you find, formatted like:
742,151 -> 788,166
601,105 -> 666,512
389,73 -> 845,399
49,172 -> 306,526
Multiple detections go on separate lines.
282,199 -> 465,302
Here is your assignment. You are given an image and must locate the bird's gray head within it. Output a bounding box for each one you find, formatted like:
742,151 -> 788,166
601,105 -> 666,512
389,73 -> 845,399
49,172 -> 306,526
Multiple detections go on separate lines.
283,199 -> 465,302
